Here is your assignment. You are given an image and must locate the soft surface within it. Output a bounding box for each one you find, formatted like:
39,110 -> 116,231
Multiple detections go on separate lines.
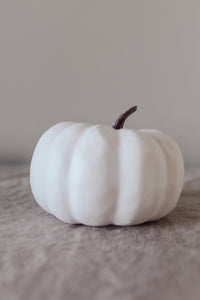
0,165 -> 200,300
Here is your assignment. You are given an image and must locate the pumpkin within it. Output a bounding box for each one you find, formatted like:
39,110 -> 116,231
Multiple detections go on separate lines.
30,106 -> 184,226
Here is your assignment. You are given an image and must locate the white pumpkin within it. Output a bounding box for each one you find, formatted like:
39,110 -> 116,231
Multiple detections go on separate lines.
30,106 -> 184,226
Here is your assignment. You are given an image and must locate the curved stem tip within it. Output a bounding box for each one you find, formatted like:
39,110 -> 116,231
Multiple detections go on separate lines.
112,106 -> 138,130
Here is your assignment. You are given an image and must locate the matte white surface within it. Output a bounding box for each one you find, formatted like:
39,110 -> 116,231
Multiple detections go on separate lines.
30,123 -> 184,226
0,0 -> 199,165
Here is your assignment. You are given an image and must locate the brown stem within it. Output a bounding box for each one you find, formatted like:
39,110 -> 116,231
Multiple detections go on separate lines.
112,106 -> 137,130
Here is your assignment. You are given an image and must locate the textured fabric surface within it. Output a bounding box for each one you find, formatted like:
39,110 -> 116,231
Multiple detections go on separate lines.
0,165 -> 200,300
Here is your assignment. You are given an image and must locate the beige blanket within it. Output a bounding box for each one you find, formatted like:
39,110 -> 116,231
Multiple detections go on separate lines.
0,164 -> 200,300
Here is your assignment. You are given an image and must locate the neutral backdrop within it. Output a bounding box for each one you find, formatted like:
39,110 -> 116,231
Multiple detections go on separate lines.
0,0 -> 199,165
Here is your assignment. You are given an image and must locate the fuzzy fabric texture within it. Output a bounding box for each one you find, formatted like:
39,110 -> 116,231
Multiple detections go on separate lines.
0,164 -> 200,300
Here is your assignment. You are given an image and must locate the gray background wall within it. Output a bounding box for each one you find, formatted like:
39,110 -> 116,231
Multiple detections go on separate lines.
0,0 -> 199,165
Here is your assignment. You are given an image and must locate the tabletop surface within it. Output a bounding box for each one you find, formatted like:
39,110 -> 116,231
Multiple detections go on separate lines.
0,164 -> 200,300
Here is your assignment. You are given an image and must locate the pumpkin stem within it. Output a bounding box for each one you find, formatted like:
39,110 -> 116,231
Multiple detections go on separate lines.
112,106 -> 138,130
